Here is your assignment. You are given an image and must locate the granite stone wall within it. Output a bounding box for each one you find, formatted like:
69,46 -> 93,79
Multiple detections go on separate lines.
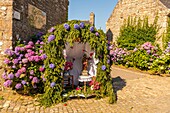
13,0 -> 69,41
106,0 -> 170,48
0,0 -> 68,61
0,0 -> 13,59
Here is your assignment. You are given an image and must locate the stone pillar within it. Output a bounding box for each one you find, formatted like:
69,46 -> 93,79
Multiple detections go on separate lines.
0,0 -> 13,64
89,12 -> 95,26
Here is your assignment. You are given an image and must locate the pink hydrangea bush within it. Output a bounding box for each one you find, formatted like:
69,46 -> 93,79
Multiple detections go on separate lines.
2,39 -> 46,93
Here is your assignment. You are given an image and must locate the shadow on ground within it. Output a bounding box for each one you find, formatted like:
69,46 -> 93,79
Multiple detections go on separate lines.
112,76 -> 126,100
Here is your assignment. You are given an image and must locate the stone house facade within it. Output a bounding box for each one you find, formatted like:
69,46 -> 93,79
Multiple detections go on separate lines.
0,0 -> 69,57
106,0 -> 170,48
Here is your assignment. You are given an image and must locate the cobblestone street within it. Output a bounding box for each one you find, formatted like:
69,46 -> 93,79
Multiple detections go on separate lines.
0,70 -> 170,113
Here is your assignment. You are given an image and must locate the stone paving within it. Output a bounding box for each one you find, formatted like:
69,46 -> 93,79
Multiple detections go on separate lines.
0,69 -> 170,113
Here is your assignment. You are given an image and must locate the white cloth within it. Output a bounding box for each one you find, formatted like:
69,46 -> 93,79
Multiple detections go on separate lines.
85,43 -> 99,77
65,42 -> 85,85
88,52 -> 99,77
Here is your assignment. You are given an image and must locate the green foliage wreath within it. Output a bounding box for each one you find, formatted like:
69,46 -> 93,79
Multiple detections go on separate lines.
40,20 -> 116,106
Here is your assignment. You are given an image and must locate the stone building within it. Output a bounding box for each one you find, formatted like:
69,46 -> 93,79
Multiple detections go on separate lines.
0,0 -> 69,55
106,0 -> 170,48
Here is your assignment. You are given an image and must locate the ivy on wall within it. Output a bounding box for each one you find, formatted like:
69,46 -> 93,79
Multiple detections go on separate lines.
117,16 -> 159,50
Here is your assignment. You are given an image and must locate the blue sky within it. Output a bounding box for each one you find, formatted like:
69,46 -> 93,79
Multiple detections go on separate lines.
68,0 -> 118,32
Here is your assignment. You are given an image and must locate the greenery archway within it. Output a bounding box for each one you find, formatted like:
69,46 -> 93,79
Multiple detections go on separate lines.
40,20 -> 116,106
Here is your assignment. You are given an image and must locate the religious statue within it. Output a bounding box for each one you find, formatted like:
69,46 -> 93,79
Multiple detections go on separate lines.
82,54 -> 88,76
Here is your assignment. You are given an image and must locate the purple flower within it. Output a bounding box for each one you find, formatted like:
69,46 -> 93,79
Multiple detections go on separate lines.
101,65 -> 106,70
15,72 -> 21,78
14,51 -> 20,56
107,60 -> 110,64
48,35 -> 55,42
28,41 -> 34,46
48,27 -> 55,33
30,70 -> 34,75
39,50 -> 43,54
41,54 -> 47,60
40,46 -> 43,48
2,72 -> 7,80
109,45 -> 113,50
22,58 -> 28,63
19,54 -> 23,58
29,76 -> 33,80
90,26 -> 95,32
49,64 -> 55,69
32,77 -> 39,83
64,23 -> 70,31
15,83 -> 22,89
50,82 -> 56,88
168,42 -> 170,47
21,80 -> 26,85
4,59 -> 10,64
74,24 -> 80,30
95,32 -> 99,37
147,50 -> 151,54
8,73 -> 14,79
36,32 -> 44,37
15,46 -> 21,52
4,80 -> 12,87
4,49 -> 14,56
80,22 -> 85,28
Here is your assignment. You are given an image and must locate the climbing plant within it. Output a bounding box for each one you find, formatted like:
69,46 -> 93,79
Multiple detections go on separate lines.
40,20 -> 116,106
117,16 -> 159,50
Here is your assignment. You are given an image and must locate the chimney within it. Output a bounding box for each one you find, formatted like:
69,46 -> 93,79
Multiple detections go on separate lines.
89,12 -> 95,26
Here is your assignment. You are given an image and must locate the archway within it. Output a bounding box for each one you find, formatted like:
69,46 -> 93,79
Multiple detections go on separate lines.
40,20 -> 116,106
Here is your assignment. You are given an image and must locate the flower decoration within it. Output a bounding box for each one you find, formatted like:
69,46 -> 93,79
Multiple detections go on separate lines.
49,64 -> 55,69
29,70 -> 34,75
95,32 -> 99,37
64,23 -> 70,31
64,61 -> 73,71
21,80 -> 26,85
2,72 -> 7,80
50,82 -> 56,88
8,73 -> 14,80
4,59 -> 10,64
28,41 -> 34,46
39,66 -> 45,72
4,80 -> 12,87
80,22 -> 85,28
76,86 -> 81,90
101,65 -> 106,71
89,80 -> 100,90
74,24 -> 80,30
32,77 -> 39,83
48,35 -> 55,42
15,83 -> 22,89
48,27 -> 55,33
90,26 -> 95,32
